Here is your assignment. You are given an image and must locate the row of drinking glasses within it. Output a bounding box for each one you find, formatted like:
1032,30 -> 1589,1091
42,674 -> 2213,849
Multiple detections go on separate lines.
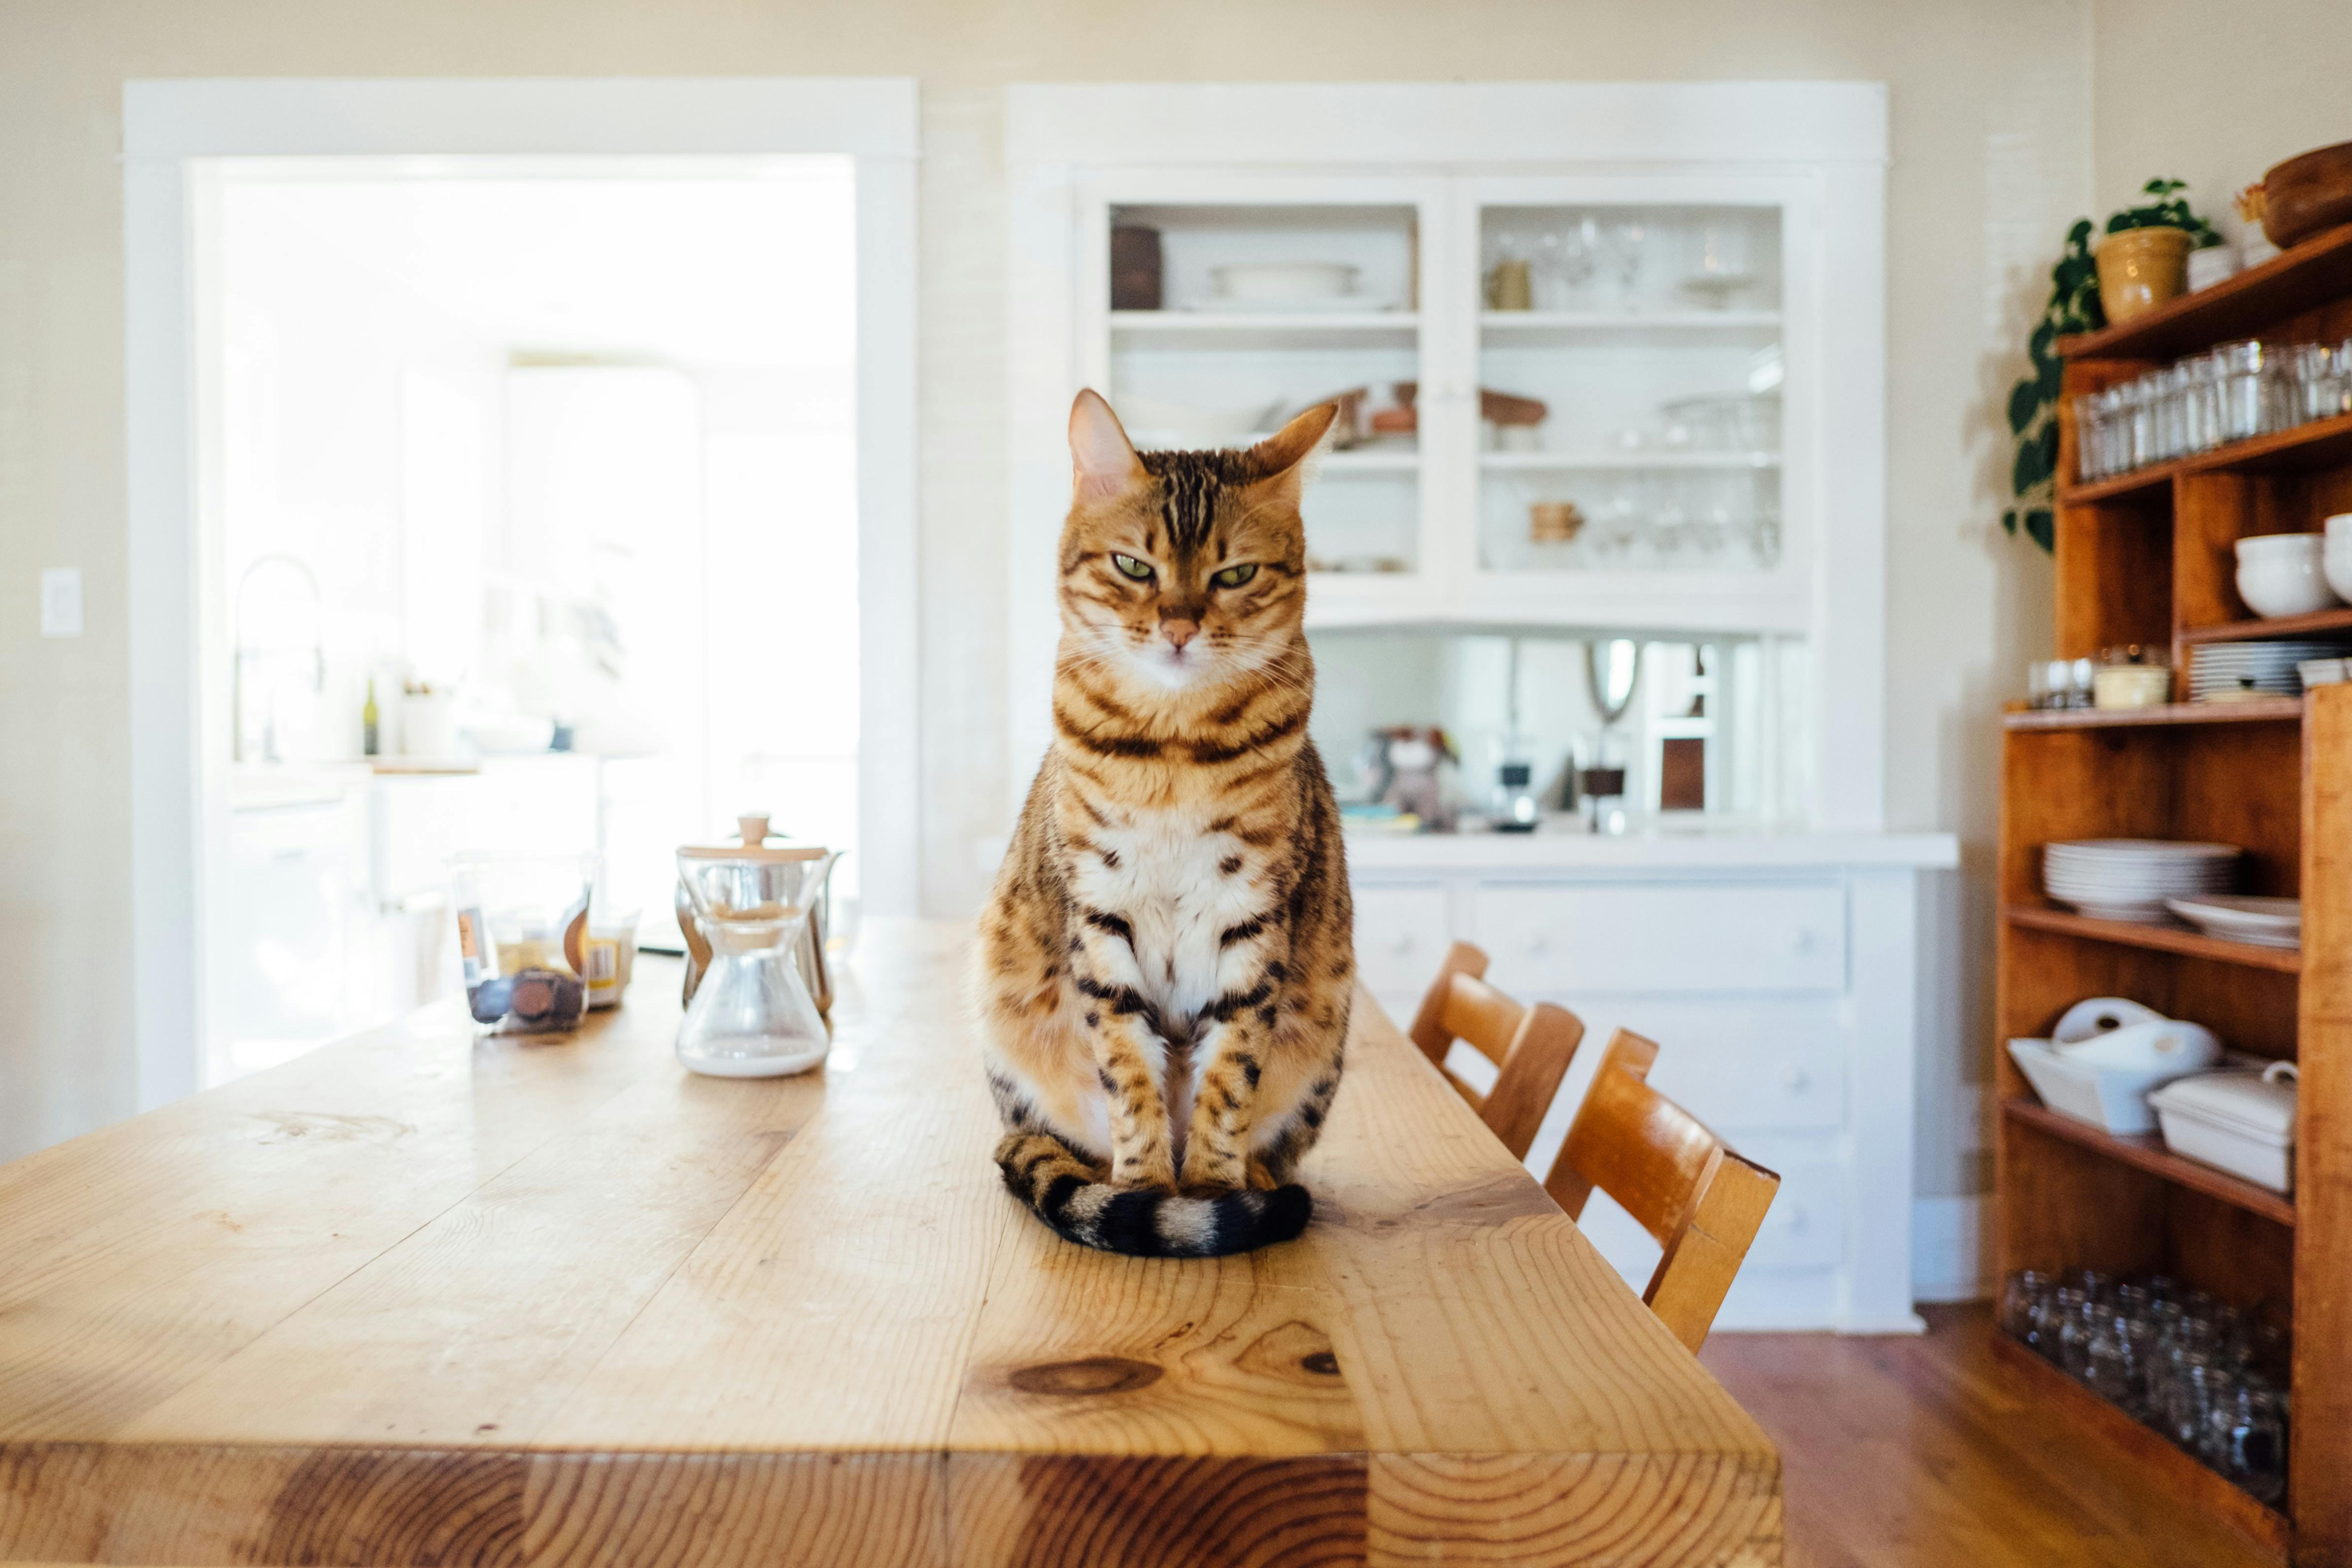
2076,339 -> 2352,483
2000,1268 -> 2288,1504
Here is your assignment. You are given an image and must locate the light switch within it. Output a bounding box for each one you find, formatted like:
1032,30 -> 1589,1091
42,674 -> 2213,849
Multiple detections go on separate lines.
40,567 -> 82,637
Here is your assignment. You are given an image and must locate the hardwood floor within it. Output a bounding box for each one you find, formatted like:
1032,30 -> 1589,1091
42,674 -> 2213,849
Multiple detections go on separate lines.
1701,1303 -> 2279,1568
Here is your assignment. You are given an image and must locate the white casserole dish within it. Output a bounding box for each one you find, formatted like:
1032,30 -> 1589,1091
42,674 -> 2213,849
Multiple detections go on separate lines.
2007,1033 -> 2218,1136
2149,1062 -> 2298,1194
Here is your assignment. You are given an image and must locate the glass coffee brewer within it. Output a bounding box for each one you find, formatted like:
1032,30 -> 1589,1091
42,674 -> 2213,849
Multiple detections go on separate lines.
673,843 -> 839,1077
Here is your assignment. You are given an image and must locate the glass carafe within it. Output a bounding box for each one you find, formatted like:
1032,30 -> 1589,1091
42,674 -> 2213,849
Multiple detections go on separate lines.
674,846 -> 836,1077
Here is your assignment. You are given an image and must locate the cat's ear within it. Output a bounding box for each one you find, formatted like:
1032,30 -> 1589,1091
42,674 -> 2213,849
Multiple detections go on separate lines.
1241,402 -> 1340,508
1069,389 -> 1146,506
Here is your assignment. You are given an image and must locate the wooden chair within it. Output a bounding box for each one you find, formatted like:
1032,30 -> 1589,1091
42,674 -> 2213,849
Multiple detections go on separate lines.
1406,942 -> 1585,1160
1544,1027 -> 1781,1353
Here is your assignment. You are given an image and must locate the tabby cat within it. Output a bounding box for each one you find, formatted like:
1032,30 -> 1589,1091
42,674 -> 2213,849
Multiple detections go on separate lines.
976,390 -> 1355,1257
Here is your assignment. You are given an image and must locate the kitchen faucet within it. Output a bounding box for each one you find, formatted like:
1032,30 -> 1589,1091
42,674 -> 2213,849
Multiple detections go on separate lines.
231,552 -> 324,764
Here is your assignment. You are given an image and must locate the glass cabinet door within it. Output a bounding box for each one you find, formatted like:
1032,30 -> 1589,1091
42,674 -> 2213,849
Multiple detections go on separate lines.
1453,178 -> 1809,629
1079,178 -> 1446,621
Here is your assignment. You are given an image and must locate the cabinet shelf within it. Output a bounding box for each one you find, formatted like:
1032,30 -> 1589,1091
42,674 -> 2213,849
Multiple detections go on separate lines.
2059,222 -> 2352,365
2004,904 -> 2301,973
2002,698 -> 2304,730
1988,1334 -> 2292,1557
1109,310 -> 1417,350
1478,451 -> 1778,471
2181,609 -> 2352,645
2058,410 -> 2352,504
2003,1097 -> 2295,1227
1479,309 -> 1781,341
1320,449 -> 1420,473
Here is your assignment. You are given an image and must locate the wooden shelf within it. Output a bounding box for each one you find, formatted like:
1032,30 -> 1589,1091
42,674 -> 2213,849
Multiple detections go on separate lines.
2059,222 -> 2352,364
2182,609 -> 2352,645
2059,410 -> 2352,505
2005,904 -> 2303,972
2003,698 -> 2304,730
1988,1334 -> 2291,1559
1478,451 -> 1779,471
2003,1097 -> 2296,1227
1479,309 -> 1781,335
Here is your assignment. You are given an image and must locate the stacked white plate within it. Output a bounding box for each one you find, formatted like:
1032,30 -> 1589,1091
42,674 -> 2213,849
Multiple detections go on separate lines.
2043,839 -> 2240,923
2189,640 -> 2340,701
2163,894 -> 2301,949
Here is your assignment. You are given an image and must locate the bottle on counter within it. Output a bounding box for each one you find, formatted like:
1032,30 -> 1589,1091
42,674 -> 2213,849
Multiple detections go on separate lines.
361,677 -> 380,757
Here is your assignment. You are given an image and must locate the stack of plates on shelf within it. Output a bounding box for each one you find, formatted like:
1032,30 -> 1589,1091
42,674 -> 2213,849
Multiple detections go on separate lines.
2043,839 -> 2240,924
2163,894 -> 2302,949
2188,640 -> 2340,701
2299,656 -> 2351,688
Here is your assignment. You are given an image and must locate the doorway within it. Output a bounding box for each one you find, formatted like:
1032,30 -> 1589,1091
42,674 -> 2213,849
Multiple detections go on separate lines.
126,80 -> 917,1102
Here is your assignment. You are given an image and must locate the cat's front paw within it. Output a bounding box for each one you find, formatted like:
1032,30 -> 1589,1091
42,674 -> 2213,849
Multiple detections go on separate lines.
1110,1156 -> 1177,1192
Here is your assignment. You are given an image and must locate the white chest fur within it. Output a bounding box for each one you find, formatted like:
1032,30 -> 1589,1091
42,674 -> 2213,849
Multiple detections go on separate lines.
1070,806 -> 1264,1034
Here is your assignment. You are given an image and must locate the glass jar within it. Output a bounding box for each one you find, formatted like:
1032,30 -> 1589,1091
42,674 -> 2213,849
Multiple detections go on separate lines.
2002,1270 -> 2054,1349
2166,1352 -> 2223,1455
2086,1313 -> 2146,1416
2184,355 -> 2221,452
2055,1287 -> 2100,1379
2209,1382 -> 2289,1502
2216,340 -> 2270,443
2074,393 -> 2106,482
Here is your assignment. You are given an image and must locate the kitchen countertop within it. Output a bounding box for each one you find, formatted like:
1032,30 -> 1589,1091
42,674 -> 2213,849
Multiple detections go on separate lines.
1344,823 -> 1959,870
0,922 -> 1780,1567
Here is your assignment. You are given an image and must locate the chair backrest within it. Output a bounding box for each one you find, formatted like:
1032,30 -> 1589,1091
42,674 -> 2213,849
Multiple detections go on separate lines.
1406,941 -> 1585,1160
1544,1028 -> 1781,1353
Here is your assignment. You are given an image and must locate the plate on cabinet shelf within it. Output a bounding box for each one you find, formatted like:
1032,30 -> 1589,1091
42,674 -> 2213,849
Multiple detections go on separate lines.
1183,294 -> 1400,314
1479,451 -> 1779,471
2163,895 -> 2301,948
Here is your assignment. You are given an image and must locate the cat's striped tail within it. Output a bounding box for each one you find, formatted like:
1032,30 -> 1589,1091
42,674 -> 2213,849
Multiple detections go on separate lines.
993,1132 -> 1311,1257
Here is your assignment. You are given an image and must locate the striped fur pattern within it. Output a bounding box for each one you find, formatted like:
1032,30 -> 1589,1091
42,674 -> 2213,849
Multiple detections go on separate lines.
976,391 -> 1354,1257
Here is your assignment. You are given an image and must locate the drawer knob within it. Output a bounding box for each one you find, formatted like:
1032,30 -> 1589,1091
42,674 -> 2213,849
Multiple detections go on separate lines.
1389,933 -> 1416,954
1524,932 -> 1548,955
1789,928 -> 1817,955
1777,1205 -> 1807,1232
1779,1064 -> 1809,1091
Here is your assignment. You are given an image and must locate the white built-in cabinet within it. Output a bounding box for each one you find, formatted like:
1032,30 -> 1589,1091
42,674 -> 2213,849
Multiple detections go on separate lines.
1006,84 -> 1953,1330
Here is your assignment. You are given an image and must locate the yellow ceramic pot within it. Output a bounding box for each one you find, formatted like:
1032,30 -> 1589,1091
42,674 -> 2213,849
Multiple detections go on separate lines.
2095,227 -> 2193,324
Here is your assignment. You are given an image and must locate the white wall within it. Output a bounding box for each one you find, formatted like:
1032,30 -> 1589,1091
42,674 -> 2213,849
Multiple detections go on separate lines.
0,1 -> 2115,1199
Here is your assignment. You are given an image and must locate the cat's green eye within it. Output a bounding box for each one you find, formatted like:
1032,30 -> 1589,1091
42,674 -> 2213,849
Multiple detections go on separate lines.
1211,563 -> 1258,589
1111,553 -> 1153,581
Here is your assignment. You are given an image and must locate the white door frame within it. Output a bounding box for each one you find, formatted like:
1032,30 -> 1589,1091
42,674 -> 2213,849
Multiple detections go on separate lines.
124,77 -> 920,1110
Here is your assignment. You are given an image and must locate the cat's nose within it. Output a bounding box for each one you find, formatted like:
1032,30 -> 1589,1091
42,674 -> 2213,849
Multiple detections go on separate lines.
1160,618 -> 1200,651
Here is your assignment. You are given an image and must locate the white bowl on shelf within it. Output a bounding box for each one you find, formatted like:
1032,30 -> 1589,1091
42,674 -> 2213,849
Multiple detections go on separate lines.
2235,534 -> 2341,618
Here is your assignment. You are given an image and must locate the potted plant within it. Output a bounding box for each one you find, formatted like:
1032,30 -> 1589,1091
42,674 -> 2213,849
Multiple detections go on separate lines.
2096,178 -> 2224,323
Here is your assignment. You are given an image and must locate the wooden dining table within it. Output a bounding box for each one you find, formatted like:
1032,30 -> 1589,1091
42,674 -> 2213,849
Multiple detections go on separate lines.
0,920 -> 1779,1567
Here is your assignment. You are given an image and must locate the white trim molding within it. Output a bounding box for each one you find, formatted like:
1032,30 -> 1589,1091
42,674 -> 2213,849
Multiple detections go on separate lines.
123,77 -> 920,1111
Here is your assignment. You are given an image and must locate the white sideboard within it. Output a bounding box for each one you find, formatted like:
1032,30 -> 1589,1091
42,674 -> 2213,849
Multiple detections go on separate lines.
1349,829 -> 1956,1333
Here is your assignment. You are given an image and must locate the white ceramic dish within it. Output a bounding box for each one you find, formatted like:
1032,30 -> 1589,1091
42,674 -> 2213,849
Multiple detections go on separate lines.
1209,261 -> 1359,303
2163,894 -> 2302,948
2008,1037 -> 2204,1136
2236,553 -> 2342,618
2052,997 -> 2166,1040
2150,1063 -> 2298,1194
2054,1017 -> 2221,1073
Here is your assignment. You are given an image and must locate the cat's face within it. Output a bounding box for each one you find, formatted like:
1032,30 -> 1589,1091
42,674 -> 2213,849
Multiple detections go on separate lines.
1058,392 -> 1335,696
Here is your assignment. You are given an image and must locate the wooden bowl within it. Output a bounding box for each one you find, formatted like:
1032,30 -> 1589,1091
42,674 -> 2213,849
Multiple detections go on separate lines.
2262,141 -> 2352,249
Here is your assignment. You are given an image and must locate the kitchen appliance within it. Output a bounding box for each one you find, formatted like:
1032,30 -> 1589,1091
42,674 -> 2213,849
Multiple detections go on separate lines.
673,842 -> 840,1078
679,815 -> 841,1016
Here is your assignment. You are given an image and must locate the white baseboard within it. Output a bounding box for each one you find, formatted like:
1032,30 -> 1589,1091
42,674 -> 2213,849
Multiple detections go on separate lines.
1912,1194 -> 1993,1303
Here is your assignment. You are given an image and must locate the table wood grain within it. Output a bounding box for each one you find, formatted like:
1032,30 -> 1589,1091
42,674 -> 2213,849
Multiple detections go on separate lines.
0,920 -> 1780,1567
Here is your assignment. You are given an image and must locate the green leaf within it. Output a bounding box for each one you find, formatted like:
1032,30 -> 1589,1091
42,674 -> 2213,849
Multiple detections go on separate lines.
2025,507 -> 2055,553
2008,379 -> 2041,434
2014,436 -> 2053,493
2002,506 -> 2020,536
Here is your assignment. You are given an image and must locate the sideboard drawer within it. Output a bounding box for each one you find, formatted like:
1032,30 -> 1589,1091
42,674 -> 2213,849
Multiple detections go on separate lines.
1742,1160 -> 1845,1271
1470,882 -> 1847,994
1648,1039 -> 1847,1133
1352,884 -> 1451,1002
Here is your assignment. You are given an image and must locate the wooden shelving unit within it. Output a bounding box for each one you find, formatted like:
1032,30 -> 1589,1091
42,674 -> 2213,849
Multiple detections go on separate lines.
2000,222 -> 2352,1565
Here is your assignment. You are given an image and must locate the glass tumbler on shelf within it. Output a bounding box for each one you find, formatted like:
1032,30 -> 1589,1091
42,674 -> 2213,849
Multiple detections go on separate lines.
2217,340 -> 2270,443
2209,1381 -> 2289,1503
2054,1286 -> 2099,1378
2001,1270 -> 2054,1351
673,844 -> 839,1078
